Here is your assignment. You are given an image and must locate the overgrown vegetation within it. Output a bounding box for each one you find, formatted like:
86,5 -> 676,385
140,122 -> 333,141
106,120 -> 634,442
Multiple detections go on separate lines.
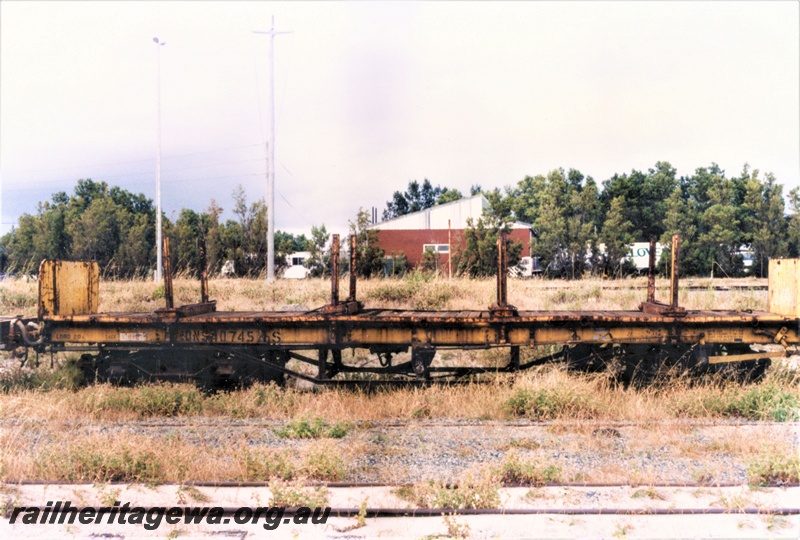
394,468 -> 501,509
496,451 -> 562,485
273,417 -> 352,439
0,364 -> 797,424
268,479 -> 330,508
78,384 -> 204,417
747,452 -> 800,486
36,440 -> 163,483
504,384 -> 601,420
673,383 -> 800,421
238,443 -> 346,482
368,269 -> 458,309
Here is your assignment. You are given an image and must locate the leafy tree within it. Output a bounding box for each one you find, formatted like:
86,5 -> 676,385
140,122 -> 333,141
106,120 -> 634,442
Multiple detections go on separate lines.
484,187 -> 515,223
510,174 -> 546,225
529,169 -> 585,277
223,185 -> 269,276
274,231 -> 308,274
453,216 -> 521,278
698,169 -> 742,276
739,168 -> 787,276
382,179 -> 453,220
600,196 -> 635,277
436,188 -> 463,205
420,246 -> 441,273
600,162 -> 677,241
660,185 -> 701,275
306,224 -> 331,277
172,209 -> 205,276
203,200 -> 224,274
118,213 -> 153,276
349,208 -> 385,277
788,187 -> 800,258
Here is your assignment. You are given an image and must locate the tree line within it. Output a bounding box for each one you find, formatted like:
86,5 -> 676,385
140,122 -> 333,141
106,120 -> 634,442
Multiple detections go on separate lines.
385,162 -> 799,278
0,180 -> 312,278
1,161 -> 797,279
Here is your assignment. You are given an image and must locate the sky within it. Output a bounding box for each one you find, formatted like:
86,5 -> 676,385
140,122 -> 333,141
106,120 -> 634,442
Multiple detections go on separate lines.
1,1 -> 798,238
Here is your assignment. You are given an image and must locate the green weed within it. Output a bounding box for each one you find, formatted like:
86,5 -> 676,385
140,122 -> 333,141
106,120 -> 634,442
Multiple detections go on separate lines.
496,452 -> 561,485
37,444 -> 162,482
239,448 -> 296,481
273,417 -> 351,439
302,442 -> 346,481
269,479 -> 329,507
83,384 -> 203,417
504,385 -> 598,419
747,452 -> 800,485
394,468 -> 500,509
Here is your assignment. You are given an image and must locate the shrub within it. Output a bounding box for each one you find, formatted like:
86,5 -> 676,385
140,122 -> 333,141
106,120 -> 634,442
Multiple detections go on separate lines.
504,385 -> 598,419
37,443 -> 162,482
273,417 -> 351,439
269,479 -> 330,507
747,452 -> 800,485
682,384 -> 800,422
302,442 -> 346,481
394,468 -> 500,509
496,452 -> 561,485
239,448 -> 296,481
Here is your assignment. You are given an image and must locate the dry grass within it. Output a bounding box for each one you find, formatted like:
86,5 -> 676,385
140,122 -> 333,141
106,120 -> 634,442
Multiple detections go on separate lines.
0,375 -> 794,484
0,428 -> 351,483
0,366 -> 797,424
0,274 -> 770,317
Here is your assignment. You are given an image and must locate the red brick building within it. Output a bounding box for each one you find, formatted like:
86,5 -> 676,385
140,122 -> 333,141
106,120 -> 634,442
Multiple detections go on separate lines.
370,195 -> 532,271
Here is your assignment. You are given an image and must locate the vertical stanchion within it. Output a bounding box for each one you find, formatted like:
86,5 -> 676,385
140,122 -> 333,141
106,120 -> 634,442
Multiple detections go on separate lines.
448,219 -> 452,279
498,231 -> 508,306
496,234 -> 503,306
349,234 -> 357,302
670,234 -> 680,310
490,231 -> 517,316
163,237 -> 174,309
330,234 -> 340,307
199,235 -> 209,304
647,238 -> 656,303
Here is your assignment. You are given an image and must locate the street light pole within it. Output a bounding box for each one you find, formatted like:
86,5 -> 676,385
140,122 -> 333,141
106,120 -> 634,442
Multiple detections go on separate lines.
254,17 -> 290,282
153,37 -> 166,283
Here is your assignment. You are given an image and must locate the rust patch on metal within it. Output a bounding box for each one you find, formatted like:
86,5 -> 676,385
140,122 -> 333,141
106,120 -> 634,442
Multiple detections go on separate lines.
38,260 -> 99,318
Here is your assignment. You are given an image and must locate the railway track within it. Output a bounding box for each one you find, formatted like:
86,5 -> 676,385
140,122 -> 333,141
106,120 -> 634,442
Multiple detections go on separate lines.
0,419 -> 794,429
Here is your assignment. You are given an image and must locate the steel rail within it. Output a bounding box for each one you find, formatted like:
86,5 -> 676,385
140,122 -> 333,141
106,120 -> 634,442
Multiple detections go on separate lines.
10,504 -> 800,517
7,480 -> 800,489
1,419 -> 792,429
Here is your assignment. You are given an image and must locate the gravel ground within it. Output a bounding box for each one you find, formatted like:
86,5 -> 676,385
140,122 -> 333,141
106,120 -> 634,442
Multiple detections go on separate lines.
4,418 -> 796,484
